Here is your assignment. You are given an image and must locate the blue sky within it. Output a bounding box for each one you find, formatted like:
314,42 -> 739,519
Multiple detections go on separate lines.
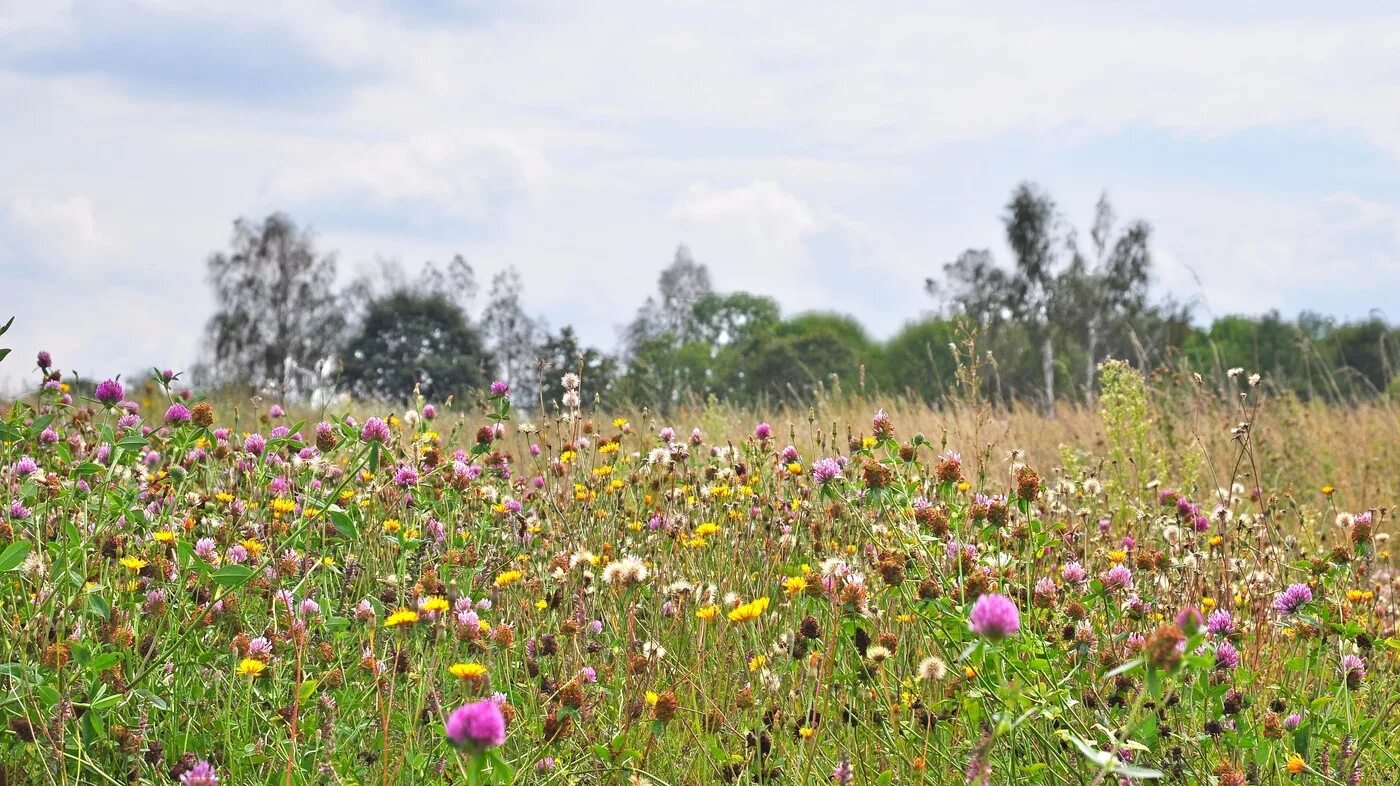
3,1 -> 1400,390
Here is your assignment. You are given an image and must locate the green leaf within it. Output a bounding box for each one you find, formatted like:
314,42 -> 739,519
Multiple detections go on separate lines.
89,693 -> 122,712
134,689 -> 169,711
86,593 -> 111,620
875,771 -> 893,786
88,653 -> 120,672
117,434 -> 149,452
329,508 -> 358,538
74,462 -> 104,477
0,315 -> 13,336
211,565 -> 255,588
0,541 -> 32,572
299,679 -> 320,702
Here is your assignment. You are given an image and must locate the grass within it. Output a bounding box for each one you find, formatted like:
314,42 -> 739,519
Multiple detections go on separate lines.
0,364 -> 1396,785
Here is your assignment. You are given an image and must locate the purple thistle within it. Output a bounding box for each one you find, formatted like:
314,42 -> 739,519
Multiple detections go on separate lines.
1214,641 -> 1240,670
1274,583 -> 1314,616
1206,609 -> 1235,636
445,698 -> 507,750
969,593 -> 1020,640
94,378 -> 124,406
812,457 -> 842,485
179,760 -> 219,786
360,417 -> 391,444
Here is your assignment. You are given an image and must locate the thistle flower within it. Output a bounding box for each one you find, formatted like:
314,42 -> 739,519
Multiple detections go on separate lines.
94,378 -> 124,406
179,760 -> 219,786
360,417 -> 391,444
1274,583 -> 1313,616
969,593 -> 1020,640
812,458 -> 842,485
445,698 -> 507,750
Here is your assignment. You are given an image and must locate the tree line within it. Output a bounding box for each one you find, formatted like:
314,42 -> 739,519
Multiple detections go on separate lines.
194,184 -> 1400,411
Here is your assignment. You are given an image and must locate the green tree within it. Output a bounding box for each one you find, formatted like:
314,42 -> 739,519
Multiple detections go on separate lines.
340,290 -> 493,402
536,326 -> 619,410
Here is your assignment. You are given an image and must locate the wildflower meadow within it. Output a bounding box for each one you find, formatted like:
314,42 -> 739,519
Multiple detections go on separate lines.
1,329 -> 1397,785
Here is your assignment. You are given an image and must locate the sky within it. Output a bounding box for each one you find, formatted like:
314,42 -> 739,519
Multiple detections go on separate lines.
3,1 -> 1400,391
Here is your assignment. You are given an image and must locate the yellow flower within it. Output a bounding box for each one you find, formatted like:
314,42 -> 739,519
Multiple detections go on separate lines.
383,519 -> 401,534
119,556 -> 147,572
421,596 -> 449,614
449,662 -> 488,680
215,492 -> 235,504
798,726 -> 814,739
696,605 -> 719,621
385,609 -> 420,627
782,576 -> 808,595
559,450 -> 577,463
695,522 -> 721,537
1201,597 -> 1217,612
495,570 -> 524,588
956,481 -> 971,493
1107,549 -> 1126,564
644,690 -> 659,706
861,436 -> 877,449
599,442 -> 620,455
1321,485 -> 1335,496
786,462 -> 803,475
727,597 -> 770,623
236,658 -> 267,678
748,655 -> 766,672
1286,754 -> 1306,774
153,530 -> 176,544
270,498 -> 296,515
612,418 -> 629,429
240,538 -> 264,557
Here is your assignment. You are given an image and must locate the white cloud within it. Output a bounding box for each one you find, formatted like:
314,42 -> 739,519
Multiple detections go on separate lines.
266,133 -> 551,226
0,194 -> 103,273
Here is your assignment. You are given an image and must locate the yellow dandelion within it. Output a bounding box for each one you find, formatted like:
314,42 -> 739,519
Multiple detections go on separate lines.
695,522 -> 721,537
449,662 -> 488,680
728,597 -> 770,623
153,530 -> 176,544
236,658 -> 267,678
782,576 -> 808,595
421,596 -> 450,614
119,556 -> 147,572
1286,754 -> 1306,774
495,569 -> 524,588
385,608 -> 420,627
696,605 -> 719,621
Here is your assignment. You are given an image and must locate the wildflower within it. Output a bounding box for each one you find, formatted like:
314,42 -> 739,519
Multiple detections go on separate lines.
917,655 -> 947,682
164,404 -> 192,425
968,593 -> 1020,640
235,658 -> 267,678
360,417 -> 391,443
179,760 -> 219,786
782,575 -> 808,595
495,570 -> 524,589
420,596 -> 450,614
243,433 -> 266,456
119,556 -> 147,572
696,605 -> 719,621
1207,609 -> 1235,636
445,698 -> 507,750
811,458 -> 842,485
728,597 -> 770,623
1286,754 -> 1306,775
385,609 -> 420,627
1273,583 -> 1313,616
449,662 -> 488,681
601,556 -> 648,587
754,422 -> 772,440
1215,641 -> 1241,671
490,380 -> 511,397
1340,654 -> 1366,689
833,757 -> 853,786
1061,561 -> 1087,585
1101,565 -> 1133,593
94,378 -> 124,406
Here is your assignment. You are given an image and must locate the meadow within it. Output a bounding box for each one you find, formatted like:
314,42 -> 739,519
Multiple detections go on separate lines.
1,354 -> 1397,785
